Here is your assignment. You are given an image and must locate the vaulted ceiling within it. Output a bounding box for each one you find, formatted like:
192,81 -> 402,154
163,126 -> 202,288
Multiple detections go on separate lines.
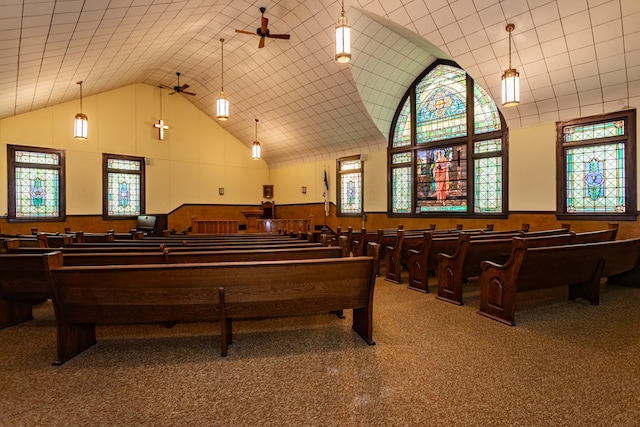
2,0 -> 638,168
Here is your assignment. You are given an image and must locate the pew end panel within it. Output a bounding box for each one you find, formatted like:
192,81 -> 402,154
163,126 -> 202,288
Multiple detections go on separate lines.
406,232 -> 434,293
0,251 -> 63,328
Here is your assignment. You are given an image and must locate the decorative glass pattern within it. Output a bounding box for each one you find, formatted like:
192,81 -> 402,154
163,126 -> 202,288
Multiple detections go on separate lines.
415,64 -> 467,143
108,158 -> 141,171
15,167 -> 60,217
393,97 -> 412,147
474,139 -> 502,153
474,83 -> 501,134
564,120 -> 624,142
392,152 -> 411,164
107,172 -> 141,216
565,143 -> 625,213
392,167 -> 411,213
340,159 -> 361,171
15,150 -> 59,165
340,172 -> 361,213
416,146 -> 467,212
474,157 -> 502,213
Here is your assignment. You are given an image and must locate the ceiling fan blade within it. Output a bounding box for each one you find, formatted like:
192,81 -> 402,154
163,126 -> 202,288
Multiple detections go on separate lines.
183,91 -> 196,96
235,29 -> 255,35
261,16 -> 268,35
267,33 -> 290,40
259,37 -> 265,49
168,91 -> 177,95
181,84 -> 190,91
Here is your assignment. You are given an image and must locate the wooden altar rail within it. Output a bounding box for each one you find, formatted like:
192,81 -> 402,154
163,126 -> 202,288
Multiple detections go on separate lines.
191,219 -> 239,234
258,219 -> 312,234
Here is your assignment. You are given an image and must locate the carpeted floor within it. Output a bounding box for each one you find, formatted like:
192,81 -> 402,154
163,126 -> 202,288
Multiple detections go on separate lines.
1,275 -> 639,426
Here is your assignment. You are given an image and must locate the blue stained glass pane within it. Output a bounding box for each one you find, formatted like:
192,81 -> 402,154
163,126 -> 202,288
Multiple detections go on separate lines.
392,167 -> 411,213
108,172 -> 141,216
340,172 -> 361,213
474,157 -> 502,213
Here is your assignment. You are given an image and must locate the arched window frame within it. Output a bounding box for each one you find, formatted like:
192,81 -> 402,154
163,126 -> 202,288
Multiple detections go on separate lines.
388,59 -> 509,218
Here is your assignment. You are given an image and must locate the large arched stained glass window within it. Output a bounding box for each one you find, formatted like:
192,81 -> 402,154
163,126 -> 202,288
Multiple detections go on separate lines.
389,60 -> 508,216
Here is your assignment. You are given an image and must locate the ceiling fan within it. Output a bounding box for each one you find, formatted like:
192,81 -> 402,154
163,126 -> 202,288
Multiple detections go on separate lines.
235,7 -> 291,49
167,72 -> 196,96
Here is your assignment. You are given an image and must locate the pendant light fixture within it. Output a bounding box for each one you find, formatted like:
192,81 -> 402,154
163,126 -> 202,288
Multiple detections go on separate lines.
252,118 -> 261,160
74,81 -> 88,139
501,23 -> 520,107
335,0 -> 351,63
216,38 -> 229,120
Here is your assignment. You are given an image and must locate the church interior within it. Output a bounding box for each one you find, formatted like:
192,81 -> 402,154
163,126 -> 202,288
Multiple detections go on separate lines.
1,1 -> 639,425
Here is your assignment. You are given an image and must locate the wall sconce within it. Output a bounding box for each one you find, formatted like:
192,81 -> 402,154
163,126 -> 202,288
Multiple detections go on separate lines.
218,187 -> 224,195
302,186 -> 307,194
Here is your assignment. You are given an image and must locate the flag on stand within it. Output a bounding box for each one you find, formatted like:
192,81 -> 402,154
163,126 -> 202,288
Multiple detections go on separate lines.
323,169 -> 329,217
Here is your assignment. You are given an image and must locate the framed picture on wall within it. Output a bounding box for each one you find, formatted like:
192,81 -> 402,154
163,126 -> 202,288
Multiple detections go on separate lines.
263,185 -> 274,199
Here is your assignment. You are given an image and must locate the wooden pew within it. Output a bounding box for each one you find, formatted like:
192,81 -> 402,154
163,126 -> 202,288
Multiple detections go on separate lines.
49,246 -> 379,364
0,252 -> 63,328
477,237 -> 640,325
436,233 -> 576,305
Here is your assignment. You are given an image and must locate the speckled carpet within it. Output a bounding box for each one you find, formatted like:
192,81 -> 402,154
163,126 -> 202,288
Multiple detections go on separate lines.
1,275 -> 639,426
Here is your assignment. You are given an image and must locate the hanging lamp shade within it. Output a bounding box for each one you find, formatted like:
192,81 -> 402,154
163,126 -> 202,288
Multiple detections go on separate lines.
501,24 -> 520,107
74,81 -> 88,139
216,38 -> 229,120
252,118 -> 261,160
335,0 -> 351,63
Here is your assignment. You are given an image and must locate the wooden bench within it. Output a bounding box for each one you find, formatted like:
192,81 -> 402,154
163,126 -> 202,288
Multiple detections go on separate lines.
0,252 -> 63,328
477,237 -> 640,325
436,224 -> 619,305
49,246 -> 379,364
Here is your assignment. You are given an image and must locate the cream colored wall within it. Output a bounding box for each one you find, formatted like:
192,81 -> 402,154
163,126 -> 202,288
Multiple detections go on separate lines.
0,83 -> 268,216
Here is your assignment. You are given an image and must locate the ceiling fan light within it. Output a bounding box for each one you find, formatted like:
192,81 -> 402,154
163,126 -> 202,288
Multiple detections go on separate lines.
335,3 -> 351,63
216,91 -> 229,121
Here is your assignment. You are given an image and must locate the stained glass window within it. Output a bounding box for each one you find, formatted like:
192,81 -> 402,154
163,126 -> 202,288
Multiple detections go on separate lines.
337,156 -> 363,216
388,60 -> 507,216
474,84 -> 501,134
392,167 -> 411,213
393,97 -> 412,148
8,145 -> 65,221
557,110 -> 635,219
104,154 -> 145,218
416,64 -> 467,143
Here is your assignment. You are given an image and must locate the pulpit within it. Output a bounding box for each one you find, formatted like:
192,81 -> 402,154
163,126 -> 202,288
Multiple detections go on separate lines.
261,201 -> 274,218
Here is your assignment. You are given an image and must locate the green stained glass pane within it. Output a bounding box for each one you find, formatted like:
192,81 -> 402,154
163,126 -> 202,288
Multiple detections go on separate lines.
416,146 -> 467,212
15,150 -> 59,165
416,64 -> 467,143
565,143 -> 625,214
340,172 -> 361,213
474,83 -> 501,134
392,152 -> 411,164
340,159 -> 361,171
474,157 -> 502,213
107,172 -> 141,216
564,120 -> 625,142
108,158 -> 141,171
474,139 -> 502,153
15,167 -> 60,217
392,167 -> 411,213
392,97 -> 412,147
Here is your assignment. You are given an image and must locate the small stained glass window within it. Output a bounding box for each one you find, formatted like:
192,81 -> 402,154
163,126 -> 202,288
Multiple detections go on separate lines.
393,97 -> 412,148
392,167 -> 411,213
474,84 -> 501,134
8,145 -> 65,221
104,154 -> 145,218
557,110 -> 636,219
337,156 -> 363,216
475,157 -> 502,213
392,152 -> 411,164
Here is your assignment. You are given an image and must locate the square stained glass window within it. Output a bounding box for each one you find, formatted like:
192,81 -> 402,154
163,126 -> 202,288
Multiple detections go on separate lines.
474,157 -> 502,213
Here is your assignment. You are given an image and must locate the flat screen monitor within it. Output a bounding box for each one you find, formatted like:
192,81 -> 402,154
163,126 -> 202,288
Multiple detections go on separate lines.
136,215 -> 156,232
